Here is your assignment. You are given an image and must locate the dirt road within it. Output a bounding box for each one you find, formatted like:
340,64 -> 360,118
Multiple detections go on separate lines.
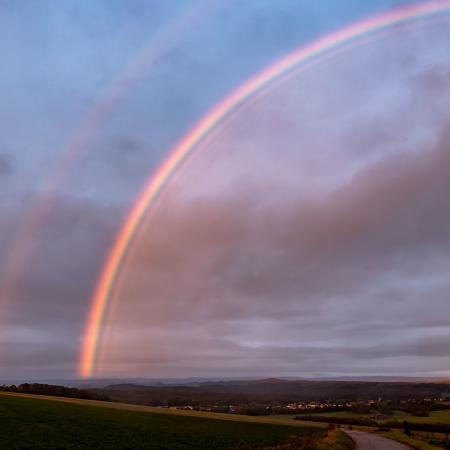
345,430 -> 411,450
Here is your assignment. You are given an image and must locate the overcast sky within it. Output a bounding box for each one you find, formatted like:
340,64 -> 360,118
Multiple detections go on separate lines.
1,0 -> 450,380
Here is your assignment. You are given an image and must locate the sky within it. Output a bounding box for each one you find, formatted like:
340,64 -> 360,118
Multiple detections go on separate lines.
1,0 -> 450,380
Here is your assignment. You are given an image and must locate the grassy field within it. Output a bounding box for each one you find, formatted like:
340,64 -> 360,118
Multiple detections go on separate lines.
0,393 -> 321,449
0,392 -> 324,428
379,430 -> 443,450
296,409 -> 450,424
317,430 -> 354,450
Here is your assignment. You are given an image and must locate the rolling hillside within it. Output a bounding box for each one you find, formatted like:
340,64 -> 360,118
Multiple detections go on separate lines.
0,392 -> 321,449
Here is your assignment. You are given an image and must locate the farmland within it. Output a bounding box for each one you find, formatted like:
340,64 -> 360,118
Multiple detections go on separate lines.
0,393 -> 321,449
296,408 -> 450,425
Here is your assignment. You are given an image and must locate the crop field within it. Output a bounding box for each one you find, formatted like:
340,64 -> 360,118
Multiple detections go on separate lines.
0,393 -> 320,449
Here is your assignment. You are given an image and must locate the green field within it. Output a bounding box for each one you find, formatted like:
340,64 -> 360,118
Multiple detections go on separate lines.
379,430 -> 443,450
0,393 -> 319,449
295,409 -> 450,424
317,430 -> 354,450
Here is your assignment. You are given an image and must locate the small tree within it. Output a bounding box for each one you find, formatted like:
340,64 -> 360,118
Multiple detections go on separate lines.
403,421 -> 411,436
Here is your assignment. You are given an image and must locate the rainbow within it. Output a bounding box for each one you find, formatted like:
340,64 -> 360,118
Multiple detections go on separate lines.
79,1 -> 450,377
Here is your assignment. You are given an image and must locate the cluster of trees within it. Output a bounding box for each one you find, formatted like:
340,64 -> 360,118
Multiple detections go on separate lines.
400,400 -> 442,417
347,402 -> 393,415
0,383 -> 110,402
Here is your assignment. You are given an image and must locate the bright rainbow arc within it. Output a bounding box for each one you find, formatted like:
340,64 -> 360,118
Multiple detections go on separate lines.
79,1 -> 450,377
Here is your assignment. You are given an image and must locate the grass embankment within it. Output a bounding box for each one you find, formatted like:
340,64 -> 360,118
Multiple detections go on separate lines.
317,429 -> 354,450
0,393 -> 320,449
378,430 -> 442,450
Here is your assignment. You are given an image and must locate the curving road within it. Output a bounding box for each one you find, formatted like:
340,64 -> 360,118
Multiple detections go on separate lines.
345,430 -> 411,450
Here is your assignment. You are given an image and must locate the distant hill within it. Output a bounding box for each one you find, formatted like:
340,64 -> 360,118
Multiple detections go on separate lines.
314,376 -> 450,383
4,375 -> 447,389
93,379 -> 450,407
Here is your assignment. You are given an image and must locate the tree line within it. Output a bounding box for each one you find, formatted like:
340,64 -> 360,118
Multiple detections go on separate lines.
0,383 -> 110,401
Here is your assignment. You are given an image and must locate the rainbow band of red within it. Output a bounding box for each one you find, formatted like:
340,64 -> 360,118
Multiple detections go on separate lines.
79,1 -> 450,377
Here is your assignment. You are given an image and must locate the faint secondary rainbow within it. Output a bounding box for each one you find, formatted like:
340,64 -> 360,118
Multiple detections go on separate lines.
79,1 -> 450,377
0,0 -> 222,330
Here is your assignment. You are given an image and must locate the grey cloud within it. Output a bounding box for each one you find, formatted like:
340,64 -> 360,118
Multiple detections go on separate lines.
0,154 -> 12,176
3,1 -> 450,379
100,72 -> 450,375
0,195 -> 124,377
